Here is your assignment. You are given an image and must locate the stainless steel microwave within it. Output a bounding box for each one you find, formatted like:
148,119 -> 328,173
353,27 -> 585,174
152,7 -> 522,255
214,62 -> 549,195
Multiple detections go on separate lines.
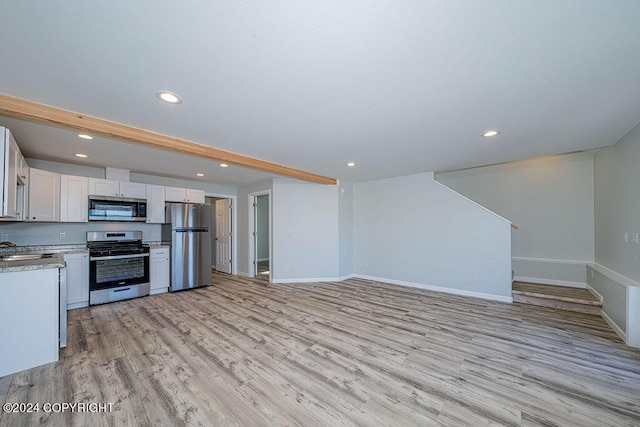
88,196 -> 147,222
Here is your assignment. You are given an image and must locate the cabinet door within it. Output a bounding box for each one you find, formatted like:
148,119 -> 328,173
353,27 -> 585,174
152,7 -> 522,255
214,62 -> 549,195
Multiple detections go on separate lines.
60,175 -> 88,222
150,248 -> 170,293
17,154 -> 28,185
164,186 -> 186,202
2,133 -> 18,217
28,168 -> 60,222
64,252 -> 89,309
88,178 -> 120,197
186,189 -> 205,204
120,182 -> 146,199
146,185 -> 166,223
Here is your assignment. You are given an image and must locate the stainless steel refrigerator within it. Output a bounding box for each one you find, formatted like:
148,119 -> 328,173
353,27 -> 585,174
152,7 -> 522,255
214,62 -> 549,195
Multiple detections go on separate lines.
162,203 -> 212,291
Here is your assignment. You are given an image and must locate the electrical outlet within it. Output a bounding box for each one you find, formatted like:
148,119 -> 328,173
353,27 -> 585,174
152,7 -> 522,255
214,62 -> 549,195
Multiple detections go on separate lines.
634,233 -> 639,245
1,233 -> 8,241
625,232 -> 629,243
59,232 -> 66,240
472,273 -> 479,281
590,270 -> 594,279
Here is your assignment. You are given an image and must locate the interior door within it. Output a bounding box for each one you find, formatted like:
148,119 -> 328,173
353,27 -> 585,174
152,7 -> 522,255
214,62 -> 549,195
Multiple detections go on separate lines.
215,199 -> 232,273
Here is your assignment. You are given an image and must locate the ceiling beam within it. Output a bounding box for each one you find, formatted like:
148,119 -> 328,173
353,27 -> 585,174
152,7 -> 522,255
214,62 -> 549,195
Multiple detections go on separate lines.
0,93 -> 337,185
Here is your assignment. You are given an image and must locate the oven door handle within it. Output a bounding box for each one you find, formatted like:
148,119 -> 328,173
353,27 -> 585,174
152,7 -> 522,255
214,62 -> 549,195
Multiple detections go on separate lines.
90,253 -> 150,261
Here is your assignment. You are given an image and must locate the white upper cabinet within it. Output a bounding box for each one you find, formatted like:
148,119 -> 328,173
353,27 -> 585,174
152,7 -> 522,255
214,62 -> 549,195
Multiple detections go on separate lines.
60,175 -> 88,222
186,188 -> 205,204
88,178 -> 119,197
88,178 -> 146,199
164,186 -> 186,203
146,184 -> 166,223
120,182 -> 146,199
1,128 -> 25,218
27,168 -> 60,222
165,186 -> 205,204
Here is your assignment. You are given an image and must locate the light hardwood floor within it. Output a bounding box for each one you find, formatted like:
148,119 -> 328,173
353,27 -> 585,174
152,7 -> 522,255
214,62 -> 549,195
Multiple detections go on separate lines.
1,273 -> 639,426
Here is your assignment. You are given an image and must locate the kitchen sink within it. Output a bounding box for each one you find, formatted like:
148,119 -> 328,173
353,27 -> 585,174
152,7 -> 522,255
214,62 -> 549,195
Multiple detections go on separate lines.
1,253 -> 56,261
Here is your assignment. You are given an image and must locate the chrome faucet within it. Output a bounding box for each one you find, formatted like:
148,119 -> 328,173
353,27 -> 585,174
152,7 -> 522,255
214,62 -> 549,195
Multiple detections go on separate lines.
0,241 -> 17,247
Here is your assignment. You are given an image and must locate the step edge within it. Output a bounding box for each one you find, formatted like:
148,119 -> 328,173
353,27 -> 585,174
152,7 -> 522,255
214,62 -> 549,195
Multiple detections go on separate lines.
511,290 -> 603,306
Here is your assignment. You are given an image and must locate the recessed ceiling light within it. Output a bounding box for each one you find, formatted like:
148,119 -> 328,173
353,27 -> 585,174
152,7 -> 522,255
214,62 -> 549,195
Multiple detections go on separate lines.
346,162 -> 356,167
77,134 -> 93,140
482,130 -> 501,137
196,173 -> 204,177
155,90 -> 183,104
220,163 -> 229,168
75,153 -> 88,158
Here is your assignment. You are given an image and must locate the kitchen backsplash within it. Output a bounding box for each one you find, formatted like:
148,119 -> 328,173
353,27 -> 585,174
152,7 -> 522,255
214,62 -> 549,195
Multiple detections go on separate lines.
0,221 -> 162,246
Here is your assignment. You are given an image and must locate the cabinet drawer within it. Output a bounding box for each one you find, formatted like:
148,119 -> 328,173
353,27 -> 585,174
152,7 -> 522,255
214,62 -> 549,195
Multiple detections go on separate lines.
150,248 -> 169,258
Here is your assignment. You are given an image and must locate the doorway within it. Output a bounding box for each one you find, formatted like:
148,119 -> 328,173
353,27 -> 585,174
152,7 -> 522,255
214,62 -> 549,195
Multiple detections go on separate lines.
205,196 -> 234,274
248,191 -> 271,281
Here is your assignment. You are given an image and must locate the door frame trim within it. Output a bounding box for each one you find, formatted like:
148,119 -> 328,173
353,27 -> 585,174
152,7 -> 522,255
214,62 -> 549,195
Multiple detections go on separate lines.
206,193 -> 237,275
248,190 -> 272,281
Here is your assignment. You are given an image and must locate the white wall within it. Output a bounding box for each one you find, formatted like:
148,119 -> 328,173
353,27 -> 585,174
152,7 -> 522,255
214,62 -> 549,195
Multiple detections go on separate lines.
594,123 -> 640,282
256,195 -> 269,260
437,151 -> 595,286
236,180 -> 272,276
338,180 -> 354,277
354,172 -> 512,300
591,120 -> 640,347
271,179 -> 339,282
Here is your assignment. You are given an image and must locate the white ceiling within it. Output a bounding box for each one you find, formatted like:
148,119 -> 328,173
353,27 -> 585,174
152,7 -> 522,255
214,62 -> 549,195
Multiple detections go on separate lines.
1,1 -> 639,185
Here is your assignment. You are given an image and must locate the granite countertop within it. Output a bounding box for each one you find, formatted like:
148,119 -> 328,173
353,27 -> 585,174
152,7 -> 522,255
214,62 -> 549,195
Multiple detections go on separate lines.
0,253 -> 66,273
0,244 -> 88,256
0,244 -> 88,273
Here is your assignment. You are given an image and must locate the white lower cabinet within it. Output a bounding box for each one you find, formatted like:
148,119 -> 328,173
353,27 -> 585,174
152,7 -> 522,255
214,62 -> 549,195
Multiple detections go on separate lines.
0,268 -> 59,377
150,247 -> 170,294
65,252 -> 89,309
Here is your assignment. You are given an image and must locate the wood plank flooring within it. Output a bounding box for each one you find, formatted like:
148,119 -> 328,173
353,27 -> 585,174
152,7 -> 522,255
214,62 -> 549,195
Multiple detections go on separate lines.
1,273 -> 639,426
512,282 -> 603,315
512,282 -> 601,305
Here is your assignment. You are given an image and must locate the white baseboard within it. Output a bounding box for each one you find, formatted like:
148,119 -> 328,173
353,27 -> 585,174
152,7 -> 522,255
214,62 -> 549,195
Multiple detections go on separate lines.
67,301 -> 88,310
586,284 -> 603,302
236,271 -> 252,278
150,288 -> 168,295
354,274 -> 512,303
601,310 -> 626,342
271,274 -> 353,284
513,276 -> 587,289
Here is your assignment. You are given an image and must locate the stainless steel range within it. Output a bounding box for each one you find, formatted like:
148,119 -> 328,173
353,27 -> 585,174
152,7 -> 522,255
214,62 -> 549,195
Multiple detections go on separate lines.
87,231 -> 150,305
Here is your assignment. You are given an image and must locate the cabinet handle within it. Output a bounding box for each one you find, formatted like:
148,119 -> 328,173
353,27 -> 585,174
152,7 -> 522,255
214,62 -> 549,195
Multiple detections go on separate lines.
32,216 -> 36,220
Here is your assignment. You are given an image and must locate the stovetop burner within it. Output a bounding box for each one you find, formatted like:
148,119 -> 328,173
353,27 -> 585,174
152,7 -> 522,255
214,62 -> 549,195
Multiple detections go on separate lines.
86,231 -> 148,257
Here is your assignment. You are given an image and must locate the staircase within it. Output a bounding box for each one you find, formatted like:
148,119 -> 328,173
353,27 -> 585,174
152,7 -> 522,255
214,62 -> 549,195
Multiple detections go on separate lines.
512,282 -> 602,315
